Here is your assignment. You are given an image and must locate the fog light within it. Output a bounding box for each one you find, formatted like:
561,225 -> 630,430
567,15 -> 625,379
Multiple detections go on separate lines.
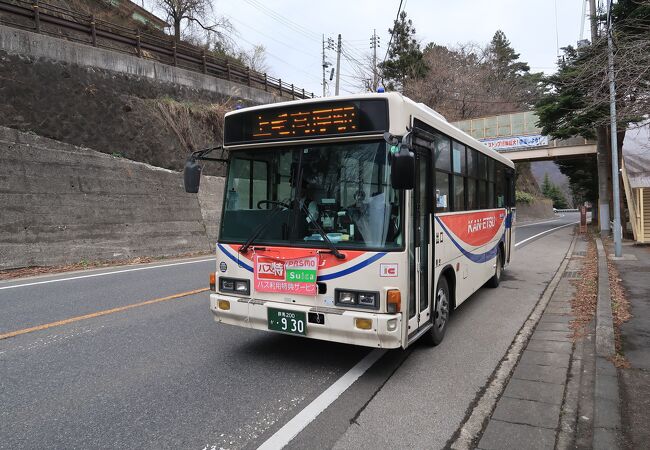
355,318 -> 372,330
387,318 -> 397,331
218,300 -> 230,310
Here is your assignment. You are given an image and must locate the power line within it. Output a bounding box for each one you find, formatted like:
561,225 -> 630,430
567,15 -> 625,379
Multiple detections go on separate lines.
382,0 -> 405,65
235,33 -> 322,83
242,0 -> 320,42
226,15 -> 319,60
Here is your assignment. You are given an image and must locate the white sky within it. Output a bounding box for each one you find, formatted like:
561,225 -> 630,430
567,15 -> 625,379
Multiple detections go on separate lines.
154,0 -> 587,97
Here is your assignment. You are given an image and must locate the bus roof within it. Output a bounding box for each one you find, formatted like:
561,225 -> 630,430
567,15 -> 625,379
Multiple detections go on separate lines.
226,92 -> 515,169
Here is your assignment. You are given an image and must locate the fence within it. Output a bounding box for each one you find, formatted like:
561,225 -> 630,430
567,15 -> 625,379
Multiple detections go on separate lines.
0,0 -> 315,100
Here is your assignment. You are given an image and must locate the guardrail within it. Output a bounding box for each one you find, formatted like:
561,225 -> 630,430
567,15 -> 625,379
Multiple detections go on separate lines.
0,0 -> 315,100
555,209 -> 579,212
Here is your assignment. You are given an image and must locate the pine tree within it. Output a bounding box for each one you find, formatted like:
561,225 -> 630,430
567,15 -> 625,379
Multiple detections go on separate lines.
541,173 -> 552,197
378,11 -> 427,91
487,30 -> 531,80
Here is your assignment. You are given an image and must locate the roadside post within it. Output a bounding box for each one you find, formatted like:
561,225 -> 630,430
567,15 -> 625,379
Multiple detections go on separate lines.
580,205 -> 587,233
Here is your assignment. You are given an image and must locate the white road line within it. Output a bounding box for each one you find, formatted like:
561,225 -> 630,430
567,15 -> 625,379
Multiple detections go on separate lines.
0,258 -> 216,291
515,218 -> 560,228
515,222 -> 579,248
257,349 -> 386,450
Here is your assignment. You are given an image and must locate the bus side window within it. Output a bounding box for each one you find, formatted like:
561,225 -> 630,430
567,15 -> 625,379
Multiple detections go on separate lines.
495,163 -> 505,208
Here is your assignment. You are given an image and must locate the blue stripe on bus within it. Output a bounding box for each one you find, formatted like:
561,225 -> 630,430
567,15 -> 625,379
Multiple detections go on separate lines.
217,243 -> 387,280
218,244 -> 254,272
317,252 -> 387,281
434,216 -> 503,263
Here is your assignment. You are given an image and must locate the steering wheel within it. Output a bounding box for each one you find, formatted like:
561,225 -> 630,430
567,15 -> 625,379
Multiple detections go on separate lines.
257,199 -> 290,210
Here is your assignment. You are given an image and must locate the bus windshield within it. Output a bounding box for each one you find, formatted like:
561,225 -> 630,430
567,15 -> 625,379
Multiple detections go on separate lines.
220,140 -> 403,250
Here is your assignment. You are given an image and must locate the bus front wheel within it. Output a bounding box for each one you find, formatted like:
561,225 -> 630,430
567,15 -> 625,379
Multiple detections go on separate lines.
423,276 -> 450,346
487,248 -> 503,288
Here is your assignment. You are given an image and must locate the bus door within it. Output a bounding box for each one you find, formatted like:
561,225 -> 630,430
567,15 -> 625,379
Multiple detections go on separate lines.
407,146 -> 432,339
505,171 -> 514,263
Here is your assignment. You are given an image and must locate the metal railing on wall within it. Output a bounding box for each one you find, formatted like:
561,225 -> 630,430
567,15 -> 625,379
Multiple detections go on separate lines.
0,0 -> 315,100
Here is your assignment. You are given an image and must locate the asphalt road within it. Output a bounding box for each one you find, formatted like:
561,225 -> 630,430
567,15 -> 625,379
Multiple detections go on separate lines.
0,213 -> 579,449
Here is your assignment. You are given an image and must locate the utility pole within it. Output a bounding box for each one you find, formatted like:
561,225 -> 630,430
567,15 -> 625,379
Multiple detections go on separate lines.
335,34 -> 341,96
607,0 -> 622,257
322,35 -> 327,97
370,29 -> 380,92
589,0 -> 611,234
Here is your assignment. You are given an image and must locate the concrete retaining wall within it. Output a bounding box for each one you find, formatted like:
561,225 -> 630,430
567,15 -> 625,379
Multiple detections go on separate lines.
0,24 -> 278,105
0,126 -> 224,270
516,197 -> 555,222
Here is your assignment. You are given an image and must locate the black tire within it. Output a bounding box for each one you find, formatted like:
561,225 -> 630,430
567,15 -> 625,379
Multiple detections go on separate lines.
422,276 -> 451,346
486,248 -> 503,288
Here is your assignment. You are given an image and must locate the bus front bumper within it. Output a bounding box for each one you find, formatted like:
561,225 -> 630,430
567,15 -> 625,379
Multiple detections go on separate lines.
210,294 -> 403,349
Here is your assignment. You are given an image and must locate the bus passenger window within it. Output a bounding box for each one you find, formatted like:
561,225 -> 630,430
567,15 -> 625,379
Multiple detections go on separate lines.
453,175 -> 465,211
452,141 -> 466,174
435,171 -> 450,213
434,134 -> 451,171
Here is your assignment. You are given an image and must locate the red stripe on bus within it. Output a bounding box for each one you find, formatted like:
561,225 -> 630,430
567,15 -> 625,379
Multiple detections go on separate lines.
438,210 -> 505,247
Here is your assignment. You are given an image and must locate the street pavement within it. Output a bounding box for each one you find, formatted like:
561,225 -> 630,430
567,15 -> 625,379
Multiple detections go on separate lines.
0,213 -> 579,449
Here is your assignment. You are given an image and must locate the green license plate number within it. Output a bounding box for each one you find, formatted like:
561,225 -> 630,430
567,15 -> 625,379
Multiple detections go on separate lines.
267,308 -> 306,336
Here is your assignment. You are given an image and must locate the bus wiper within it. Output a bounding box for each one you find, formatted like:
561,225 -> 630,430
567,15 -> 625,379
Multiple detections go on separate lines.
239,205 -> 286,255
298,202 -> 346,260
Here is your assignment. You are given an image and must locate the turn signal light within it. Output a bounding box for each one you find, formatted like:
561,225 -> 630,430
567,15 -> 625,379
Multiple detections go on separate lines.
209,273 -> 216,291
355,318 -> 373,330
218,300 -> 230,310
387,289 -> 401,313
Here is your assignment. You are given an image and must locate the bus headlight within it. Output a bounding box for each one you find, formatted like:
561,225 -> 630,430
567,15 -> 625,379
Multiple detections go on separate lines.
219,277 -> 250,295
337,291 -> 357,305
335,289 -> 379,309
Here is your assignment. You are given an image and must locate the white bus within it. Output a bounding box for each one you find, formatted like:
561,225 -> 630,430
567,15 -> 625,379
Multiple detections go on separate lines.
184,92 -> 515,349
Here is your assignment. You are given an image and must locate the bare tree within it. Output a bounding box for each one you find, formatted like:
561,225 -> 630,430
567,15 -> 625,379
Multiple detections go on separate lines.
238,45 -> 270,73
156,0 -> 231,43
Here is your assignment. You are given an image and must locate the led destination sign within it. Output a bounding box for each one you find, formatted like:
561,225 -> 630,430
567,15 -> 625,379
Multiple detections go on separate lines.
224,99 -> 388,145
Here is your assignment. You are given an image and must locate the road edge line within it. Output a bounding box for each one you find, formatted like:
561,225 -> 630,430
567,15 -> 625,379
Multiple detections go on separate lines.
515,222 -> 579,248
450,232 -> 578,450
0,258 -> 216,290
257,348 -> 386,450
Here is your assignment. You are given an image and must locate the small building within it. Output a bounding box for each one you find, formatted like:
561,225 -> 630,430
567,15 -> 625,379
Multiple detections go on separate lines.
622,121 -> 650,243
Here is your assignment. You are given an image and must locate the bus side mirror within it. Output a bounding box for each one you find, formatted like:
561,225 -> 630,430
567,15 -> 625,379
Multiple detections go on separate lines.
390,132 -> 415,190
184,158 -> 202,193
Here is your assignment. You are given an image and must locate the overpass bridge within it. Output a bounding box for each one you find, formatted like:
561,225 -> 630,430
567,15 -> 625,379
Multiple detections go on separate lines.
452,111 -> 596,161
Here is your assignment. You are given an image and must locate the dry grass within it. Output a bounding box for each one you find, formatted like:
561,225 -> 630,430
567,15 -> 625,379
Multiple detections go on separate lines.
604,238 -> 633,369
569,234 -> 598,340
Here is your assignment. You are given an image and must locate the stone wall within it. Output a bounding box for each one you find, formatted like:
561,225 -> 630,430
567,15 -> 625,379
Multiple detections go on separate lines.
516,198 -> 555,223
0,126 -> 224,270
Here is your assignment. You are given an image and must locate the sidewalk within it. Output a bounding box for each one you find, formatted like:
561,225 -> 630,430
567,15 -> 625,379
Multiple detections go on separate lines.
475,235 -> 587,450
331,228 -> 576,449
609,241 -> 650,450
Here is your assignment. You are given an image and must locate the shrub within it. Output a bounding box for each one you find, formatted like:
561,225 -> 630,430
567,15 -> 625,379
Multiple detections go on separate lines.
516,190 -> 534,205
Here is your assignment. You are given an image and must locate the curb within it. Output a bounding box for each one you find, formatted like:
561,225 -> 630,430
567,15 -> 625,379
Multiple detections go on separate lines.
593,238 -> 622,449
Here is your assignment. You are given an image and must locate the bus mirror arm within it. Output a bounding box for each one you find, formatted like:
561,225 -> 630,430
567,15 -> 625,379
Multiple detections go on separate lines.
390,131 -> 415,190
183,145 -> 228,193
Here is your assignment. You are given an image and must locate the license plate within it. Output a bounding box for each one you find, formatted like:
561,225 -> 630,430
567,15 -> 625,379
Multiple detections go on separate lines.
267,308 -> 306,336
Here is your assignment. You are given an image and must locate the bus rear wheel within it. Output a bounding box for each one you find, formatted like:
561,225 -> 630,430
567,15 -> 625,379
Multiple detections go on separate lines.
487,248 -> 503,288
423,276 -> 450,346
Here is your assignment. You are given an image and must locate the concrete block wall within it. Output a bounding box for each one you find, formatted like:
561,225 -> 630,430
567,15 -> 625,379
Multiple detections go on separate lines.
0,126 -> 224,270
0,25 -> 279,106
